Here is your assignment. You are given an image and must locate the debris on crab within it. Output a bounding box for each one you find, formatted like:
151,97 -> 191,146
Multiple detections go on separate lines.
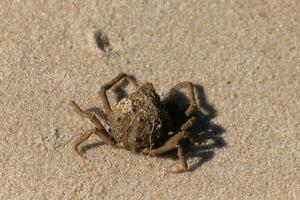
107,83 -> 169,152
115,98 -> 135,115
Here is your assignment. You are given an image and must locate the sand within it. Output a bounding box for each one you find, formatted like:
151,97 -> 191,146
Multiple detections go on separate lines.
0,0 -> 299,199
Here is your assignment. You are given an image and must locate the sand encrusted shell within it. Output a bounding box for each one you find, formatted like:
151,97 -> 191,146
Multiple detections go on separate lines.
107,83 -> 169,151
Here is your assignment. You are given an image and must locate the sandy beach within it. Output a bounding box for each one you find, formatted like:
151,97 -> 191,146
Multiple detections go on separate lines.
0,1 -> 299,199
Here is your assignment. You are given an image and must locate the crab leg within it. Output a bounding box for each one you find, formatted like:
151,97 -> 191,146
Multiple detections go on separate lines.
73,128 -> 96,159
149,132 -> 188,173
72,127 -> 117,159
169,82 -> 198,117
173,144 -> 188,173
69,101 -> 116,150
149,129 -> 188,156
99,72 -> 139,113
148,117 -> 197,173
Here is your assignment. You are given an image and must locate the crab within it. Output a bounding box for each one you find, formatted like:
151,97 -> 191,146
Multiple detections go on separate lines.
69,72 -> 199,173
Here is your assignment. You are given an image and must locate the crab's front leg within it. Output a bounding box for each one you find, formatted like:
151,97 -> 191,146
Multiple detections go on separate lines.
145,117 -> 197,173
72,128 -> 115,159
69,101 -> 117,159
99,72 -> 139,113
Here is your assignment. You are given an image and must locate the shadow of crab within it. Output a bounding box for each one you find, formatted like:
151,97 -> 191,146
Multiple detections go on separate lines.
158,84 -> 226,171
81,81 -> 226,172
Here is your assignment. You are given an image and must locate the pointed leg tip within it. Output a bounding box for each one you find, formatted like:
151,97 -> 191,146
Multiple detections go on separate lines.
167,165 -> 188,174
69,100 -> 76,107
77,152 -> 87,160
73,147 -> 87,160
69,101 -> 80,111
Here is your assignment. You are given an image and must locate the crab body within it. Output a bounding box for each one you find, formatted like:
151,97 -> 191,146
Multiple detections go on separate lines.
107,83 -> 172,152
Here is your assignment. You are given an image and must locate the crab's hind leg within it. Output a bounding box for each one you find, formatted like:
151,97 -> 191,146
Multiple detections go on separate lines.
169,82 -> 198,117
99,72 -> 139,113
174,144 -> 188,173
69,101 -> 116,158
147,117 -> 197,173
